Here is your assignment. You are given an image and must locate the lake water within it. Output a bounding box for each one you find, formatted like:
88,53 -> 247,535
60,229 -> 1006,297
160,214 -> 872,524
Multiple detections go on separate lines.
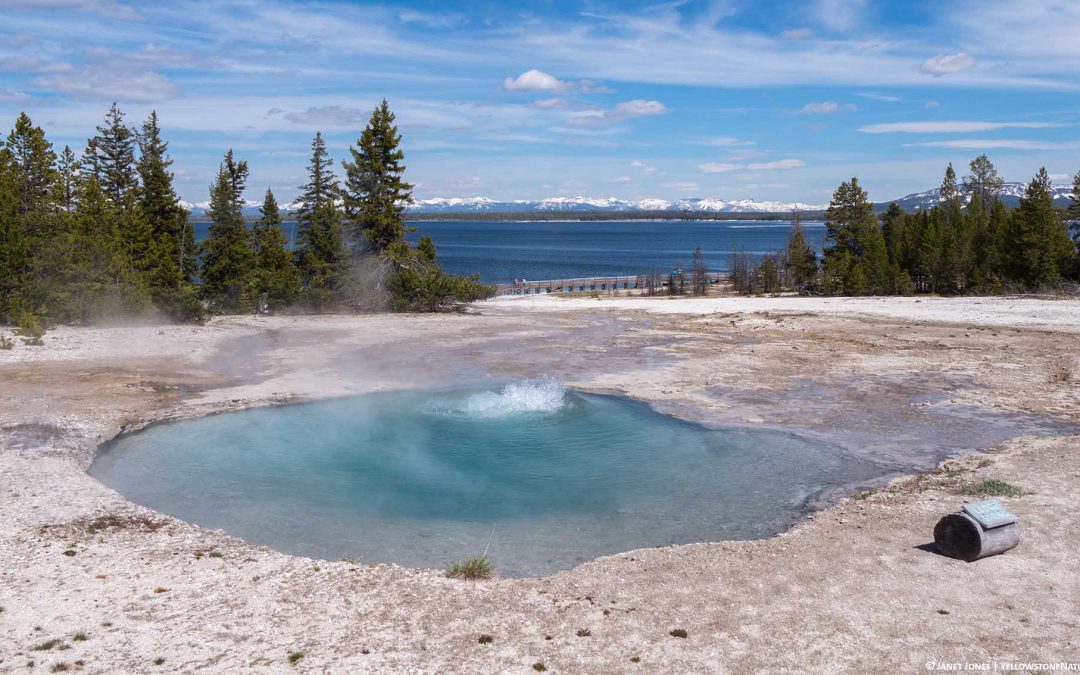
193,219 -> 825,284
89,380 -> 879,577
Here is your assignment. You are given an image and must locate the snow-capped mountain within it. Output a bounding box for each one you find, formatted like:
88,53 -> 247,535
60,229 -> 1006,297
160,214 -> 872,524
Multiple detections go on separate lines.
406,196 -> 827,213
885,182 -> 1073,212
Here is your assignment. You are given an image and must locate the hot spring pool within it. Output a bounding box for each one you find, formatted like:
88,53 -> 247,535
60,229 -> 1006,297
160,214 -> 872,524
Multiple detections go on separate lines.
90,380 -> 881,576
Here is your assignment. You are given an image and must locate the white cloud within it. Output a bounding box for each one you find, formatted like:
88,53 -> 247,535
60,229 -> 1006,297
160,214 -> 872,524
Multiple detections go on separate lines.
856,92 -> 903,102
503,69 -> 563,91
859,120 -> 1064,133
698,162 -> 739,173
797,101 -> 856,114
920,52 -> 977,76
814,0 -> 867,33
565,99 -> 667,126
701,136 -> 754,147
0,88 -> 33,103
31,66 -> 178,102
904,139 -> 1080,151
612,175 -> 632,182
747,159 -> 805,170
781,28 -> 813,40
661,182 -> 700,191
283,105 -> 368,126
925,100 -> 940,108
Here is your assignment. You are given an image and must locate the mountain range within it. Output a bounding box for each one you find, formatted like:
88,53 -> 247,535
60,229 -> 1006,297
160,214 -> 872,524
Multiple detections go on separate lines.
180,182 -> 1074,218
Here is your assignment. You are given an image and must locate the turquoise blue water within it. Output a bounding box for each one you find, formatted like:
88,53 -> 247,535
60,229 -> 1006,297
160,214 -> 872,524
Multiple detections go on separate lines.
89,381 -> 876,577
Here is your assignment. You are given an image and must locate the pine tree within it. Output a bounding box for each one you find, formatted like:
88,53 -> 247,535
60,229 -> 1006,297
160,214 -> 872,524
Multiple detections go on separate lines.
200,150 -> 256,312
296,131 -> 338,221
296,202 -> 348,308
0,149 -> 28,322
785,211 -> 817,293
1002,168 -> 1073,288
1068,169 -> 1080,243
342,99 -> 414,253
253,188 -> 300,311
5,112 -> 57,215
137,111 -> 200,320
85,103 -> 138,204
940,163 -> 959,201
821,177 -> 888,295
690,246 -> 707,295
55,145 -> 78,212
966,154 -> 1004,210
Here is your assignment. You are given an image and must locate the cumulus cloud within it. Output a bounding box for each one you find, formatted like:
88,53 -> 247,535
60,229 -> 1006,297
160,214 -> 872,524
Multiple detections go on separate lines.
797,101 -> 856,114
859,120 -> 1063,133
504,69 -> 563,91
747,159 -> 805,170
919,52 -> 976,76
565,99 -> 668,126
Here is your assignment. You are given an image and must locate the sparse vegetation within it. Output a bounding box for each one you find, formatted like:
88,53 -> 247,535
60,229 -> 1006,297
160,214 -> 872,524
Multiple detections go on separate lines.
153,657 -> 165,666
532,663 -> 547,672
0,335 -> 12,350
477,634 -> 493,644
31,639 -> 63,651
963,479 -> 1024,497
153,587 -> 169,594
49,663 -> 69,673
630,656 -> 641,663
288,651 -> 305,665
208,551 -> 223,559
669,628 -> 688,638
445,555 -> 493,580
72,632 -> 88,642
576,628 -> 591,637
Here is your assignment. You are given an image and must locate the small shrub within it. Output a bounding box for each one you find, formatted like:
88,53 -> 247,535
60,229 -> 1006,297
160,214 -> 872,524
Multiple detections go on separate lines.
532,663 -> 547,672
16,313 -> 45,346
477,634 -> 493,644
446,555 -> 493,580
669,628 -> 688,638
50,664 -> 70,673
576,628 -> 591,637
0,335 -> 13,350
101,622 -> 113,628
72,633 -> 88,642
288,651 -> 305,665
32,639 -> 63,651
153,658 -> 165,666
630,656 -> 641,663
963,479 -> 1023,497
208,551 -> 223,559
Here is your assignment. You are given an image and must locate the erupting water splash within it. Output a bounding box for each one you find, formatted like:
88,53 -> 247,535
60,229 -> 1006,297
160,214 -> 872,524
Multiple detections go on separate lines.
433,378 -> 569,419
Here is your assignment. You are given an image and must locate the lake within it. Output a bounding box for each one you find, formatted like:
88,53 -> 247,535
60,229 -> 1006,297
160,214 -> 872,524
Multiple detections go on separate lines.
193,219 -> 826,284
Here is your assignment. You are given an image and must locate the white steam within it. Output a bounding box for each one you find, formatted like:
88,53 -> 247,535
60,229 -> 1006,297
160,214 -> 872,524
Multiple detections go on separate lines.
431,378 -> 568,419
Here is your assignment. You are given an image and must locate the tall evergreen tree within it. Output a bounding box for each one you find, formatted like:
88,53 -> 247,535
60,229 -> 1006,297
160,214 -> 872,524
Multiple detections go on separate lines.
55,145 -> 79,212
342,99 -> 414,253
137,111 -> 200,320
297,131 -> 338,220
296,202 -> 348,308
253,188 -> 300,311
966,154 -> 1004,210
1002,168 -> 1074,288
85,102 -> 138,204
785,211 -> 817,293
5,112 -> 57,215
940,163 -> 959,201
821,177 -> 888,295
0,149 -> 28,322
199,150 -> 256,312
1068,169 -> 1080,243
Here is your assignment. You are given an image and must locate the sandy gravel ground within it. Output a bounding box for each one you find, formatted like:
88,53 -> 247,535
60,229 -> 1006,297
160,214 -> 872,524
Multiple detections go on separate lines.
0,295 -> 1078,673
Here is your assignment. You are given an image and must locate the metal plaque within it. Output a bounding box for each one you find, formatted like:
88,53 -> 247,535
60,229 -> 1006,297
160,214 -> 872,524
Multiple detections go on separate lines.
963,498 -> 1017,529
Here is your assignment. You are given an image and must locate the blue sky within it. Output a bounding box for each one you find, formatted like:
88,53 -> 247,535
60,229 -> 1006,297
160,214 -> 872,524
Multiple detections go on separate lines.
1,0 -> 1079,205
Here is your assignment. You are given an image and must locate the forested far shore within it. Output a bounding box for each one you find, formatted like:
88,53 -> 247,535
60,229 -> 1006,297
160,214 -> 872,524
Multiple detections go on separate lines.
0,101 -> 493,335
1,103 -> 1079,341
734,158 -> 1080,296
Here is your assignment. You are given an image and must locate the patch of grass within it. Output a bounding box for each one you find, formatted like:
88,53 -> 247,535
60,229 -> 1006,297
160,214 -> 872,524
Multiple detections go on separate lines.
208,551 -> 224,559
101,622 -> 112,628
72,632 -> 88,642
0,335 -> 13,350
153,658 -> 165,666
49,664 -> 69,673
287,651 -> 305,665
532,663 -> 547,672
477,634 -> 493,644
446,555 -> 494,580
669,628 -> 688,638
630,656 -> 641,663
963,479 -> 1024,497
576,628 -> 591,637
338,556 -> 357,565
852,490 -> 874,501
31,639 -> 64,651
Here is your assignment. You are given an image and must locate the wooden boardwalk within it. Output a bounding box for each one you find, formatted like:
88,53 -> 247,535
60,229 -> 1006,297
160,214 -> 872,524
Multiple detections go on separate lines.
495,272 -> 725,296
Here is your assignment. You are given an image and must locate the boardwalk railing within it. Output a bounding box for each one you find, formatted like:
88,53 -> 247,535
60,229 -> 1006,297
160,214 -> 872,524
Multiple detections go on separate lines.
495,272 -> 726,296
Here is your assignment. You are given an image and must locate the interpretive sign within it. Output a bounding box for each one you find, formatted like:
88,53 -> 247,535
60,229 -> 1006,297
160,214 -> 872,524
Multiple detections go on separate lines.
963,498 -> 1017,530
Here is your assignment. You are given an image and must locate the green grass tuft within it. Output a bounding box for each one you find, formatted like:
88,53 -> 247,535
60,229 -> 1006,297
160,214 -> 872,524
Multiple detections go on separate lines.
532,663 -> 547,672
446,555 -> 494,580
72,633 -> 88,642
31,639 -> 63,651
153,658 -> 165,666
963,479 -> 1024,497
288,651 -> 305,665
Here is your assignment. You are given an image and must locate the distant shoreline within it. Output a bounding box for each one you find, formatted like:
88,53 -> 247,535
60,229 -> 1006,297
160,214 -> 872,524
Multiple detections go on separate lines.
190,210 -> 827,224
